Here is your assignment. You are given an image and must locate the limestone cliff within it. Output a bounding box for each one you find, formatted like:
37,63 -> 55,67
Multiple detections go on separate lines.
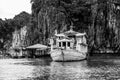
10,26 -> 27,57
28,0 -> 120,53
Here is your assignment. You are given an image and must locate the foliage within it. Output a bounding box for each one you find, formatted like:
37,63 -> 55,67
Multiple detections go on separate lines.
0,11 -> 31,50
1,0 -> 120,53
28,0 -> 91,46
29,0 -> 120,53
13,11 -> 31,29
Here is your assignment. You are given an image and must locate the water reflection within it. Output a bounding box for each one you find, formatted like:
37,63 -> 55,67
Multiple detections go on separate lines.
0,58 -> 120,80
49,61 -> 90,80
0,58 -> 52,80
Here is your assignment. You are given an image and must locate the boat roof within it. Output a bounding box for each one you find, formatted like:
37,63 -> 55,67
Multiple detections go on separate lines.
63,25 -> 79,35
75,33 -> 86,36
64,29 -> 79,35
55,33 -> 66,37
26,44 -> 48,49
55,25 -> 86,37
58,38 -> 72,42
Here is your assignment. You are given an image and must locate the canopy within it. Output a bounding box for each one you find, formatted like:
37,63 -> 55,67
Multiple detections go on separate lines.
75,33 -> 86,36
26,44 -> 48,50
58,38 -> 73,42
64,29 -> 79,35
55,33 -> 65,37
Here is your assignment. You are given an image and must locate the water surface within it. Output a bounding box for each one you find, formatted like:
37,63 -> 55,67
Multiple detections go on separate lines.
0,57 -> 120,80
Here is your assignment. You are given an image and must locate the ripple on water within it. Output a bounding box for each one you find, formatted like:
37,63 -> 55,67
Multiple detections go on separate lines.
0,58 -> 120,80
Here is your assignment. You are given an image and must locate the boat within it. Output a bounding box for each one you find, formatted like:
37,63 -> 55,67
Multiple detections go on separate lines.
49,25 -> 88,61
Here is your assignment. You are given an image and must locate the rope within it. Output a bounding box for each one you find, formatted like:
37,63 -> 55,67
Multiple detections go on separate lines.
61,50 -> 64,61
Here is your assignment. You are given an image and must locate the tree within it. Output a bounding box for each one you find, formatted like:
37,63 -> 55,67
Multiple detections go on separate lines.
13,11 -> 31,29
0,11 -> 31,51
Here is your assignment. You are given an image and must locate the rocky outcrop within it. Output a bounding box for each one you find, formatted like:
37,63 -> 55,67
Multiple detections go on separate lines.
10,26 -> 27,57
27,0 -> 120,53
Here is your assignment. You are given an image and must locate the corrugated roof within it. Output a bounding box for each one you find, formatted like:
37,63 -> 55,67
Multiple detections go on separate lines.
55,33 -> 66,37
76,33 -> 86,36
58,38 -> 73,42
26,44 -> 48,50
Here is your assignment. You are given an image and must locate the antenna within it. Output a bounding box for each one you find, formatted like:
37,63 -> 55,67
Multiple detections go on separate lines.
70,25 -> 73,30
70,21 -> 73,30
55,29 -> 57,35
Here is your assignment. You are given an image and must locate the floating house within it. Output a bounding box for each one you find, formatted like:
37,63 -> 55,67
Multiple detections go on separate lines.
26,44 -> 49,57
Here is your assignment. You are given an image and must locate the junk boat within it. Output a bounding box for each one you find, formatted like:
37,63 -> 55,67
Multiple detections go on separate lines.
49,25 -> 88,61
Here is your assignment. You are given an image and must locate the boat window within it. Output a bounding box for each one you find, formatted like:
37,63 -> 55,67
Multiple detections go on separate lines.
54,39 -> 56,45
68,42 -> 70,47
59,42 -> 61,47
63,42 -> 66,47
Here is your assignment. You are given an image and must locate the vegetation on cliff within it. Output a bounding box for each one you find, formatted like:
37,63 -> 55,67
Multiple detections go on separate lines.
0,11 -> 31,52
28,0 -> 120,53
1,0 -> 120,54
27,0 -> 91,45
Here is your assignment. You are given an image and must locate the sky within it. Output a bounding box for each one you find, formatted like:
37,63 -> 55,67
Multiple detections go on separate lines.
0,0 -> 31,19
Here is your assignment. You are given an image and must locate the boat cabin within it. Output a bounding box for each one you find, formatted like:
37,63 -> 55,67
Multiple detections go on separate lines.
57,38 -> 73,49
49,26 -> 87,52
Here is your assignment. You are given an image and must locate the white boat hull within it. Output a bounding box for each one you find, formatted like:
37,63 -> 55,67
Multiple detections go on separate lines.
50,49 -> 87,61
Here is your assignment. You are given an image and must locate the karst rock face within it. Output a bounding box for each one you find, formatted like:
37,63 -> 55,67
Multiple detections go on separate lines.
26,0 -> 120,53
2,0 -> 120,55
29,0 -> 91,45
37,6 -> 67,44
10,26 -> 27,56
89,0 -> 120,53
